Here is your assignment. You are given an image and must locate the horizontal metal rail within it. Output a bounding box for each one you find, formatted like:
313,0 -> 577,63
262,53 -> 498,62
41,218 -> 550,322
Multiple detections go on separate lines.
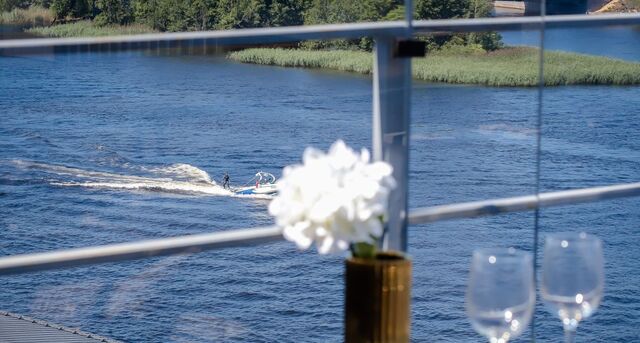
0,226 -> 282,275
408,182 -> 640,224
0,182 -> 639,275
2,13 -> 640,55
0,21 -> 407,55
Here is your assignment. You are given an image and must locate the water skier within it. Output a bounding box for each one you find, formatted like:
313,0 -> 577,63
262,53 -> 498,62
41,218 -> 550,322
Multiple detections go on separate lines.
222,172 -> 230,189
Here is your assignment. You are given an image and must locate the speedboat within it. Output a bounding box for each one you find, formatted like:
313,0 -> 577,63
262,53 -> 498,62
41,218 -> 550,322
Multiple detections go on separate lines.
234,171 -> 278,195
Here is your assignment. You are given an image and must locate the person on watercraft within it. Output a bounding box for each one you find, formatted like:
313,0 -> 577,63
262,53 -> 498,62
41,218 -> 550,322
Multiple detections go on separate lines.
222,172 -> 230,189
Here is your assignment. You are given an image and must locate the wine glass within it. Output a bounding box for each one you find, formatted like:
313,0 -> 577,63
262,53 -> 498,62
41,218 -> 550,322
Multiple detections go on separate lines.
541,232 -> 604,343
466,248 -> 535,343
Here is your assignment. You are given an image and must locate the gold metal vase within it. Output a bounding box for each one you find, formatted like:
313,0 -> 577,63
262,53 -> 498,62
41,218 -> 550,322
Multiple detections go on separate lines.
345,251 -> 412,343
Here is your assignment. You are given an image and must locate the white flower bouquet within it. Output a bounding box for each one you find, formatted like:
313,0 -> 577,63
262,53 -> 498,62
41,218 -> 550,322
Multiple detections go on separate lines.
269,140 -> 396,258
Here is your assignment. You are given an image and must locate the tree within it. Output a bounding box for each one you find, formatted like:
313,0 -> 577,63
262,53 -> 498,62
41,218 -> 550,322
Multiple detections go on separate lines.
301,0 -> 358,49
183,0 -> 217,31
415,0 -> 469,19
50,0 -> 90,19
415,0 -> 502,51
1,0 -> 30,11
360,0 -> 397,21
268,0 -> 306,27
465,0 -> 502,50
94,0 -> 131,25
32,0 -> 53,7
303,0 -> 360,25
215,0 -> 266,29
382,5 -> 405,20
131,0 -> 307,32
51,0 -> 70,18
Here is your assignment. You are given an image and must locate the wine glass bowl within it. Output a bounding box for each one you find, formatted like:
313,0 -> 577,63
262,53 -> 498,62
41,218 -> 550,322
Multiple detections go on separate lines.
466,248 -> 535,343
541,232 -> 604,341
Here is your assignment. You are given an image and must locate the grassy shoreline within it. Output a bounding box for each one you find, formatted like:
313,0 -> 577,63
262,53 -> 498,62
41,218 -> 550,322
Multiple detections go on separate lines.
26,21 -> 156,37
228,47 -> 640,87
0,6 -> 54,28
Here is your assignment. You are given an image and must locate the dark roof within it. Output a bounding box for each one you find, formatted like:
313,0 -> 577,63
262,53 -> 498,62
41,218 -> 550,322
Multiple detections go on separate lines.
0,311 -> 122,343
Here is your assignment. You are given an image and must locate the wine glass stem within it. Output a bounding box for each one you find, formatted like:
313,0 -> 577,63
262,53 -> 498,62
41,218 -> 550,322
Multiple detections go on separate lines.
564,329 -> 576,343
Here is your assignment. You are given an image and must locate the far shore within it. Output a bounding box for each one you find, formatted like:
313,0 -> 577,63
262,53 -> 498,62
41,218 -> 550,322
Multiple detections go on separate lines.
3,6 -> 640,88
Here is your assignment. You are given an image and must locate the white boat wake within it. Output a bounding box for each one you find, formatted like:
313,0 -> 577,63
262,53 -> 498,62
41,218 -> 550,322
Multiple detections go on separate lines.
9,160 -> 273,198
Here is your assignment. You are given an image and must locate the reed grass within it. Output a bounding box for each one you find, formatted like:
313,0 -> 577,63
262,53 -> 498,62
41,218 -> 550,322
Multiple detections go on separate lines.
0,6 -> 54,28
27,20 -> 156,37
227,47 -> 640,86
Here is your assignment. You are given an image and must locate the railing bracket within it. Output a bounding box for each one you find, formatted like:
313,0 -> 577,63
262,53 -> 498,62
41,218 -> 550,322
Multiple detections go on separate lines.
395,40 -> 426,58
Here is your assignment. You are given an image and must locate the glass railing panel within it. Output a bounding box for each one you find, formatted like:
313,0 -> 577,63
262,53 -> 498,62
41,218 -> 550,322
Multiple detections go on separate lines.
410,212 -> 536,342
408,27 -> 542,341
0,39 -> 375,341
536,24 -> 640,342
534,200 -> 640,342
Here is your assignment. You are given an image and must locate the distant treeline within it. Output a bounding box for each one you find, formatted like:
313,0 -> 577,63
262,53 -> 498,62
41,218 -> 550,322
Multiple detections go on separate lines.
1,0 -> 501,50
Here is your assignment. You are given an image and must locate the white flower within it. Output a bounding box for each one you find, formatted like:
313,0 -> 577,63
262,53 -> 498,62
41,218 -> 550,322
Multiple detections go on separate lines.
269,140 -> 396,254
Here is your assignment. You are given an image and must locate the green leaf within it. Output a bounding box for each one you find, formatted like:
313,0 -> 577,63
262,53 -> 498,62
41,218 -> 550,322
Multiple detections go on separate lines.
352,242 -> 377,259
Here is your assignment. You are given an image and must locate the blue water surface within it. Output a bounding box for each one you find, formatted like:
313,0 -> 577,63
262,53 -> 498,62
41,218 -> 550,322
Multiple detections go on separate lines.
0,27 -> 639,342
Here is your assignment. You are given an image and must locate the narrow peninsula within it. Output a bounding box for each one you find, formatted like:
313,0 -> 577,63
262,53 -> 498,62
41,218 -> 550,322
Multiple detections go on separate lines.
227,47 -> 640,87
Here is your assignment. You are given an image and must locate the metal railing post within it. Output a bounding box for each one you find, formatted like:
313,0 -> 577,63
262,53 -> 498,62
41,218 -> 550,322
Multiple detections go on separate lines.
372,36 -> 412,252
405,0 -> 413,30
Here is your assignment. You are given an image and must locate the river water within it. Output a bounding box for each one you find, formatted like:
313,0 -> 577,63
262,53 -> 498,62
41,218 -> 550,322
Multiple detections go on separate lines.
0,27 -> 639,342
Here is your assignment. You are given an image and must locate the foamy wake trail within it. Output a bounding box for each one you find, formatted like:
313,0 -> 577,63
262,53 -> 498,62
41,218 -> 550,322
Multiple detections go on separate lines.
56,180 -> 232,196
145,163 -> 214,184
11,160 -> 237,197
